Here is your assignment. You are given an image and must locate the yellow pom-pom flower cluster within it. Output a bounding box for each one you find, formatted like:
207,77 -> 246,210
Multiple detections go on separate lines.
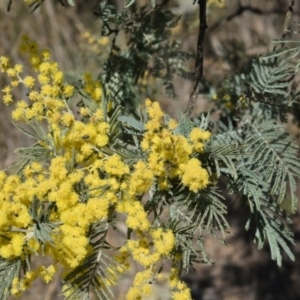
0,36 -> 212,299
141,99 -> 210,193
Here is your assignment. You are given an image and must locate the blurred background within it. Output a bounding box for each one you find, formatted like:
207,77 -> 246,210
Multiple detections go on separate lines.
1,0 -> 300,299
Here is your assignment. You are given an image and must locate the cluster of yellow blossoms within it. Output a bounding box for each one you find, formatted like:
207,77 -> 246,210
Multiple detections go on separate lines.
0,35 -> 211,299
11,265 -> 56,295
23,0 -> 34,3
81,31 -> 110,56
141,99 -> 210,192
208,0 -> 225,7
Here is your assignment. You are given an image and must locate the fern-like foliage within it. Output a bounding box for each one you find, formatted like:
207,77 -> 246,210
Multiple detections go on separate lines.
170,185 -> 229,268
247,58 -> 293,97
241,120 -> 300,212
208,29 -> 300,267
2,2 -> 300,300
29,199 -> 58,248
242,38 -> 300,122
206,119 -> 243,179
63,222 -> 122,300
207,118 -> 300,266
228,167 -> 294,266
0,259 -> 21,299
96,1 -> 193,105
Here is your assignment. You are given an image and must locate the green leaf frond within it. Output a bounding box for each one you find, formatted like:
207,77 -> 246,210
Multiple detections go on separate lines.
29,199 -> 58,248
228,166 -> 294,266
214,35 -> 300,125
63,222 -> 121,300
15,143 -> 51,167
222,117 -> 300,265
101,71 -> 125,107
205,120 -> 244,179
0,258 -> 21,300
241,38 -> 300,121
246,36 -> 300,97
193,112 -> 211,131
247,58 -> 293,97
203,115 -> 300,265
78,81 -> 122,124
96,1 -> 192,102
12,121 -> 45,141
118,115 -> 144,134
241,120 -> 300,213
77,89 -> 99,116
78,83 -> 125,144
174,111 -> 197,137
168,185 -> 229,268
195,187 -> 229,237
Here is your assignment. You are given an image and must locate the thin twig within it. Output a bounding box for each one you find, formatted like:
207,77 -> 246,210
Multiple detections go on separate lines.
209,5 -> 287,32
282,0 -> 294,37
273,1 -> 295,66
185,0 -> 207,117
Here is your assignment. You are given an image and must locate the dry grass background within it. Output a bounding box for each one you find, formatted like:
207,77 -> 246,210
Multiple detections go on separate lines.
1,0 -> 300,299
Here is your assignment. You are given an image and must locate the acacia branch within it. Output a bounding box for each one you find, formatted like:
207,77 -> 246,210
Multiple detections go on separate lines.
209,2 -> 298,32
185,0 -> 207,117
